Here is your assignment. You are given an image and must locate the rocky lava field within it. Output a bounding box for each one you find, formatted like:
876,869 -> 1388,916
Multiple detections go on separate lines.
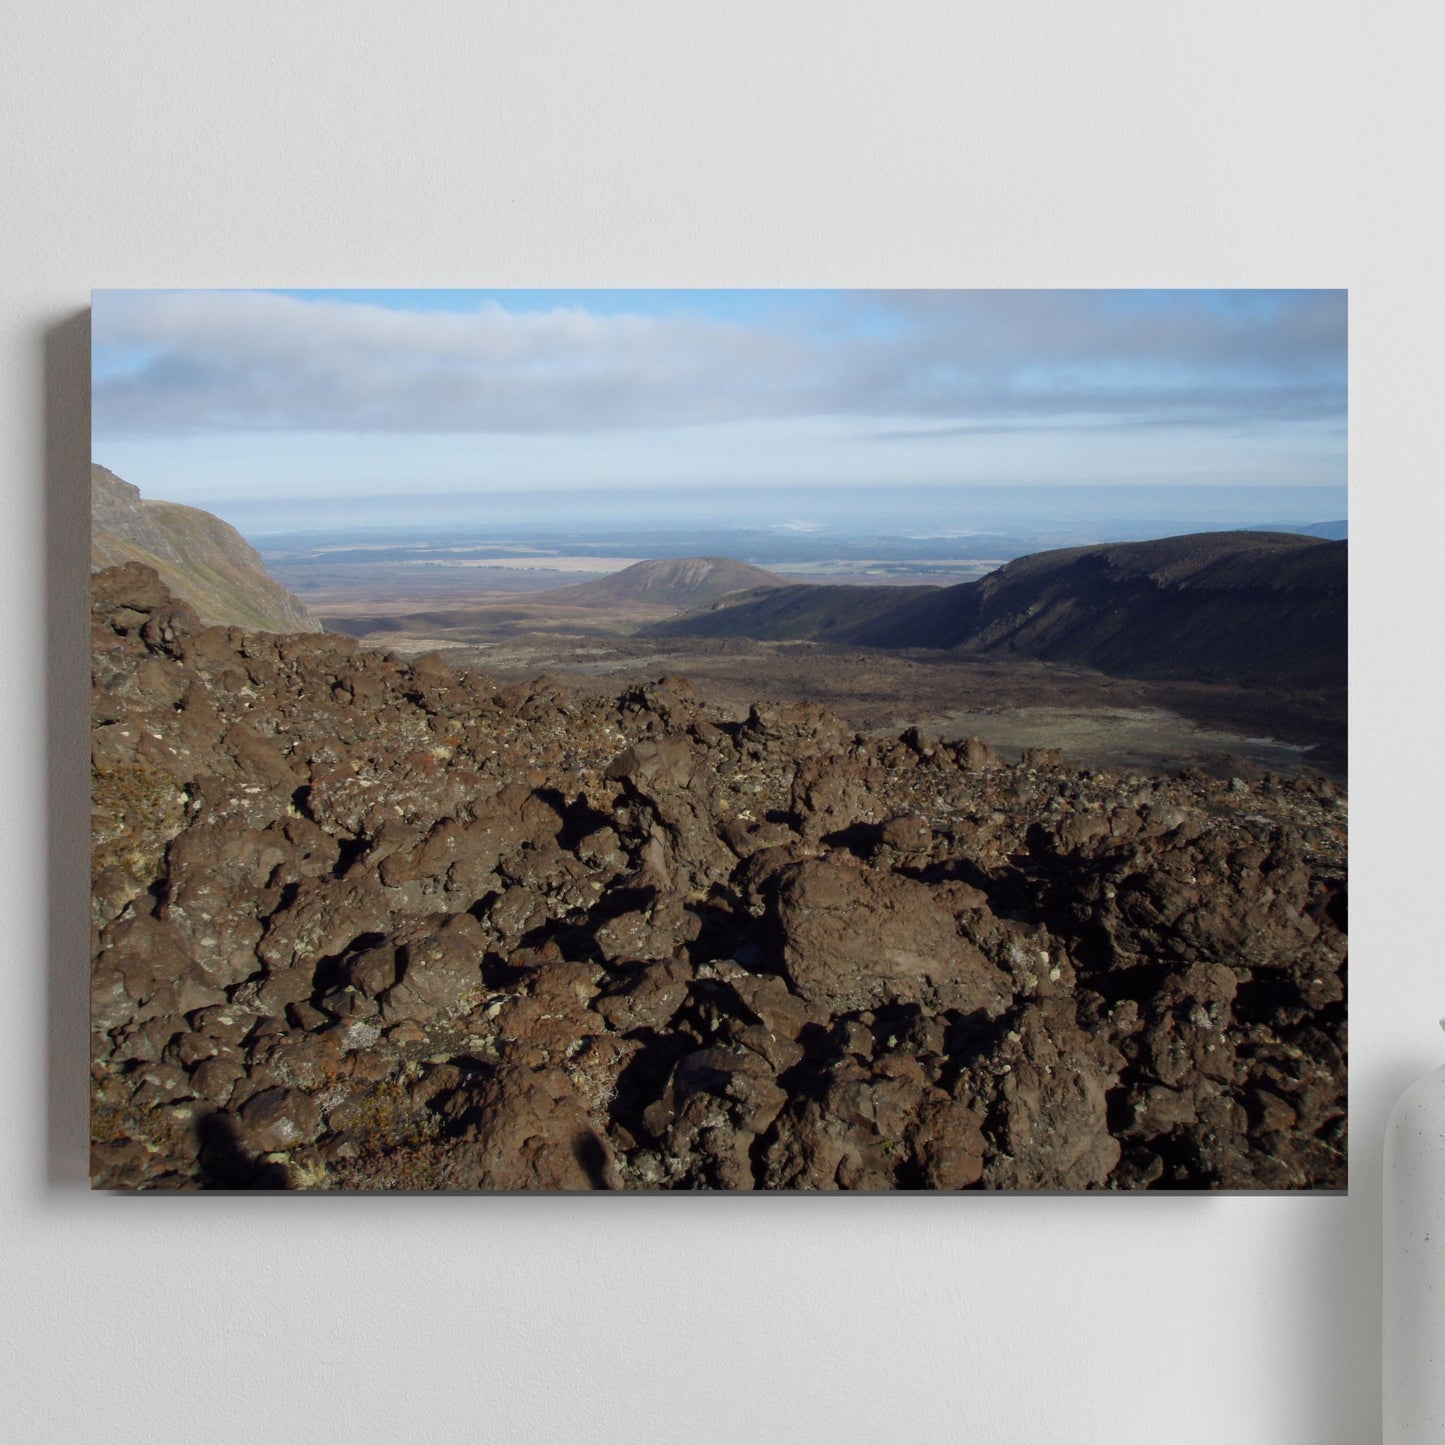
91,563 -> 1348,1190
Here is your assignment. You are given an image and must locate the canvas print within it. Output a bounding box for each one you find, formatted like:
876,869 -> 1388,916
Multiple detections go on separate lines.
89,289 -> 1347,1191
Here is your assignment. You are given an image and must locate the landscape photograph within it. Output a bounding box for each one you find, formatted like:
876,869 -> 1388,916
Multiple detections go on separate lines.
89,288 -> 1348,1190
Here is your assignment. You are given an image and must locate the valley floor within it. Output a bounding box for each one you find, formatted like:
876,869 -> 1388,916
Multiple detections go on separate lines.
289,537 -> 1346,783
361,631 -> 1345,782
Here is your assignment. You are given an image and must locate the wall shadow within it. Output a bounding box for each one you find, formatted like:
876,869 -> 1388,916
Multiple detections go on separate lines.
1290,1066 -> 1417,1445
44,309 -> 92,1189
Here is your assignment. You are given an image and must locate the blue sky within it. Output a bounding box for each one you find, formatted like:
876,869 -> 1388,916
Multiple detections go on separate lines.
91,289 -> 1347,529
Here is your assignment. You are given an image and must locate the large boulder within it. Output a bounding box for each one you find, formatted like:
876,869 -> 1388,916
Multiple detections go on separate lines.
773,858 -> 1013,1017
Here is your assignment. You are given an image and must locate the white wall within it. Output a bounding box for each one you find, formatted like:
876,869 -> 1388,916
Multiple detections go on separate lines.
2,5 -> 1435,1441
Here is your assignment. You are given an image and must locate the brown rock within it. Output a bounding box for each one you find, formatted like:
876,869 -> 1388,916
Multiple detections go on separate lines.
983,1003 -> 1124,1191
447,1064 -> 619,1190
382,913 -> 485,1020
775,859 -> 1012,1017
238,1087 -> 321,1153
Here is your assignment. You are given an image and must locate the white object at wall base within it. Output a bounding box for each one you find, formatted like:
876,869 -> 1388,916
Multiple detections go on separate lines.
1384,1021 -> 1445,1442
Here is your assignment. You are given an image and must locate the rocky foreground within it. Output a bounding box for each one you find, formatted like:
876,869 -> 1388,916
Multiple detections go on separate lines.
91,563 -> 1347,1190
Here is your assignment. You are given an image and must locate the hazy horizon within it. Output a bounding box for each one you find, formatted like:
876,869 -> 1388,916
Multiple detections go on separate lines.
202,481 -> 1345,546
92,288 -> 1347,542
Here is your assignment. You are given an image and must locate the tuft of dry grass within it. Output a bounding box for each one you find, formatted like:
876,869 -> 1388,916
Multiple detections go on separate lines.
91,763 -> 187,877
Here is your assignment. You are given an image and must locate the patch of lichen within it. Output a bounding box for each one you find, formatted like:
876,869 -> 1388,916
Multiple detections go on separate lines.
319,1080 -> 460,1190
323,1135 -> 471,1192
90,1092 -> 202,1184
91,763 -> 187,877
342,1079 -> 415,1138
89,1100 -> 135,1146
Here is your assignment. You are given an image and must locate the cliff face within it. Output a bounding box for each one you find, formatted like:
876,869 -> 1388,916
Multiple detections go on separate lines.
91,465 -> 321,633
91,564 -> 1347,1192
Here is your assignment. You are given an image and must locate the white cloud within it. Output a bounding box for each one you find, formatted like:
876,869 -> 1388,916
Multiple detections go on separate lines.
93,290 -> 809,434
92,288 -> 1347,441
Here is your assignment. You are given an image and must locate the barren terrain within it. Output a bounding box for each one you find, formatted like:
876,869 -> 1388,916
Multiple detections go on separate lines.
318,627 -> 1343,781
90,563 -> 1348,1192
291,532 -> 1345,782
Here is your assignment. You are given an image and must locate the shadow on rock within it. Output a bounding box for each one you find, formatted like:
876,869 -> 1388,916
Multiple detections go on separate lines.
573,1129 -> 615,1190
195,1111 -> 292,1190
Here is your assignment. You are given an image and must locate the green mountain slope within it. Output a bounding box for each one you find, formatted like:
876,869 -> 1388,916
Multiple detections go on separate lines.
91,465 -> 321,634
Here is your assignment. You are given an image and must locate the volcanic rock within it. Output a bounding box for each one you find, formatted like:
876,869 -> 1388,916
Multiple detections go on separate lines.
89,564 -> 1348,1193
774,859 -> 1012,1017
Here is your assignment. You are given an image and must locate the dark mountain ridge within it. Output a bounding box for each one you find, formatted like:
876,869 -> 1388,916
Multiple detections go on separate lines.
648,580 -> 939,644
651,531 -> 1346,692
